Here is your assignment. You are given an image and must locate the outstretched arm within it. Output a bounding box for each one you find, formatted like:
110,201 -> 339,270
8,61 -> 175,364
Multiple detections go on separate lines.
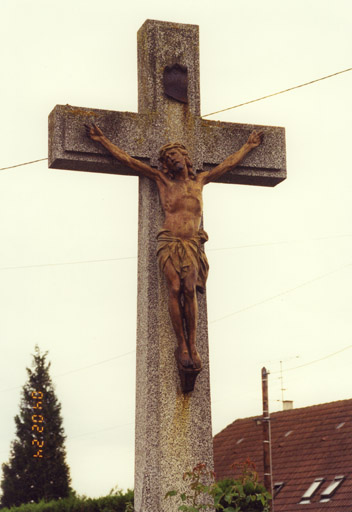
85,124 -> 165,183
200,130 -> 264,185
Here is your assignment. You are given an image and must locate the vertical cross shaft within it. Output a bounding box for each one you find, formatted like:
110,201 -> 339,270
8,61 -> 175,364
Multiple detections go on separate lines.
134,20 -> 213,512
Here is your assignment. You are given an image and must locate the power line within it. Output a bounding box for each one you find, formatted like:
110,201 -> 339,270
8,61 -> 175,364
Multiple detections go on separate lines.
270,344 -> 352,375
213,345 -> 352,406
1,233 -> 350,272
0,158 -> 48,171
202,67 -> 352,117
208,233 -> 352,253
1,68 -> 351,172
0,420 -> 135,456
67,421 -> 134,440
0,256 -> 137,271
55,350 -> 135,378
210,262 -> 352,324
0,350 -> 135,394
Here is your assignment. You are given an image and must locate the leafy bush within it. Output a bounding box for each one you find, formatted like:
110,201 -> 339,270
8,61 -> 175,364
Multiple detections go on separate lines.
166,461 -> 271,512
0,489 -> 133,512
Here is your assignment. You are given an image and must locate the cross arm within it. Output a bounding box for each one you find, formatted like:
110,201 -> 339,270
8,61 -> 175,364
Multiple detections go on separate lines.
200,131 -> 263,185
199,119 -> 286,187
48,104 -> 156,175
85,124 -> 166,183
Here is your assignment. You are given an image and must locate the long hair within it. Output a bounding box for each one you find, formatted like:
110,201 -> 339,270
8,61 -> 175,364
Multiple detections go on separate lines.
158,142 -> 196,180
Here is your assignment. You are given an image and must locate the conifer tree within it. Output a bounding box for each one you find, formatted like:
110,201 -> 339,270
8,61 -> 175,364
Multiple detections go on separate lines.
1,346 -> 71,507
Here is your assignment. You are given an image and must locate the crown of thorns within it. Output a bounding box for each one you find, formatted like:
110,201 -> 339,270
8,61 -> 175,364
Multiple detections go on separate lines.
158,142 -> 189,162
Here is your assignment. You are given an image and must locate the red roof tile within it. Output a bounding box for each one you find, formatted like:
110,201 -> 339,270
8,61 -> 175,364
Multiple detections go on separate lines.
213,399 -> 352,511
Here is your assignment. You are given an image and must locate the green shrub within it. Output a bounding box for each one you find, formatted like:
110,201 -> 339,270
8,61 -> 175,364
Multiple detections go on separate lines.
166,461 -> 271,512
0,489 -> 133,512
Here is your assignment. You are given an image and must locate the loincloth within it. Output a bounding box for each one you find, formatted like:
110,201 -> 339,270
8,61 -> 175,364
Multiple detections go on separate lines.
156,229 -> 209,293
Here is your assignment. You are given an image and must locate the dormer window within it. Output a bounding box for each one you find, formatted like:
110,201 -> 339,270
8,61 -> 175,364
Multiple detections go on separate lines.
273,482 -> 285,497
320,476 -> 345,503
299,478 -> 325,504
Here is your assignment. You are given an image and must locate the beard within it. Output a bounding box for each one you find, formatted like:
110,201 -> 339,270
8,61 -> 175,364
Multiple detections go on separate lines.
173,161 -> 184,172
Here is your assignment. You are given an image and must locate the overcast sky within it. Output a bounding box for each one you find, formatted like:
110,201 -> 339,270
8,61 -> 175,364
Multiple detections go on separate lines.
1,0 -> 351,499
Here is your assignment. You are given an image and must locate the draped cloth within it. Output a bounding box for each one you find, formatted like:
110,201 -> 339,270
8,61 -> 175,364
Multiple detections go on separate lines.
156,228 -> 209,293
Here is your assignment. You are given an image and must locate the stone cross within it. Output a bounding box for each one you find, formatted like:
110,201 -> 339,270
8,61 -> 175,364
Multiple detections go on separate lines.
49,20 -> 286,512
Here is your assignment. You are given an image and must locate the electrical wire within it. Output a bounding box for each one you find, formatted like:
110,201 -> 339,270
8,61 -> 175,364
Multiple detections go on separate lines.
0,158 -> 48,171
270,344 -> 352,374
0,67 -> 351,172
0,256 -> 137,271
213,345 -> 352,405
55,350 -> 135,378
0,421 -> 135,455
202,67 -> 352,117
213,343 -> 352,409
210,262 -> 352,324
0,350 -> 135,393
67,421 -> 134,440
208,233 -> 352,253
1,233 -> 350,272
1,262 -> 350,393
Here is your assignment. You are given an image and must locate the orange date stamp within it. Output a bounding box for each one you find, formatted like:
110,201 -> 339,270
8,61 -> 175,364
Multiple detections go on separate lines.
31,391 -> 44,458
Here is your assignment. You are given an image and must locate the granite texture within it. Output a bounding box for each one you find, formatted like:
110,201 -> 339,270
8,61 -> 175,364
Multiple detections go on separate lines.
135,177 -> 213,512
135,20 -> 213,512
48,104 -> 286,186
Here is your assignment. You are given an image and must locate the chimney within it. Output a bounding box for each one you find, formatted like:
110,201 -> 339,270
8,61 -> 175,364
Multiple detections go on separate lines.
283,400 -> 293,411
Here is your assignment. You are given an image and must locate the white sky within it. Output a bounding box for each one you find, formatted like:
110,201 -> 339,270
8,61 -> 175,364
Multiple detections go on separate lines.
1,0 -> 351,499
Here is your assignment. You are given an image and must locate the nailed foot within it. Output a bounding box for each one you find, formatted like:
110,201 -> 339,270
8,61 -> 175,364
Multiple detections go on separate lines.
176,346 -> 193,368
190,349 -> 202,369
175,350 -> 202,393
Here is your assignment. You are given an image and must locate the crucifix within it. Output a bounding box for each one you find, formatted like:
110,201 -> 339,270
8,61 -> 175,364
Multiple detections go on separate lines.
49,19 -> 286,512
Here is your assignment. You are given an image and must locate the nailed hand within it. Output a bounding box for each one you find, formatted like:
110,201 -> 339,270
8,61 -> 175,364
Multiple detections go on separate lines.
84,123 -> 105,141
247,130 -> 264,147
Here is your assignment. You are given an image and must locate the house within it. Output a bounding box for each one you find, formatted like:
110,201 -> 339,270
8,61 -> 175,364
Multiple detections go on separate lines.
213,399 -> 352,511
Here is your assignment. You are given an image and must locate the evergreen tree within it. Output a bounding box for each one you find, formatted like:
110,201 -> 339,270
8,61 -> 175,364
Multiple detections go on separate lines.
1,346 -> 71,508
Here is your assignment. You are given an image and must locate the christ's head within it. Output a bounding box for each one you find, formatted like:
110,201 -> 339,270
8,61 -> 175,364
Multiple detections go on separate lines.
159,143 -> 196,180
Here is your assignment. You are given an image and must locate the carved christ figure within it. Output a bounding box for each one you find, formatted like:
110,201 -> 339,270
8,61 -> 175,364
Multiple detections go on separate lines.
86,125 -> 263,370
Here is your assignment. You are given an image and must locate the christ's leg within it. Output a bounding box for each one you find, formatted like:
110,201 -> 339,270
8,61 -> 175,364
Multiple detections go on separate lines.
183,267 -> 202,369
163,260 -> 193,368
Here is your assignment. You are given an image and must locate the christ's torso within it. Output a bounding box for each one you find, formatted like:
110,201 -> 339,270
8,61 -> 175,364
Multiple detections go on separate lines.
157,178 -> 203,239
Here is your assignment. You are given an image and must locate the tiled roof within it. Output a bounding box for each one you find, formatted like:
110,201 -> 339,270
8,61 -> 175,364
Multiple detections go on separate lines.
213,399 -> 352,511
